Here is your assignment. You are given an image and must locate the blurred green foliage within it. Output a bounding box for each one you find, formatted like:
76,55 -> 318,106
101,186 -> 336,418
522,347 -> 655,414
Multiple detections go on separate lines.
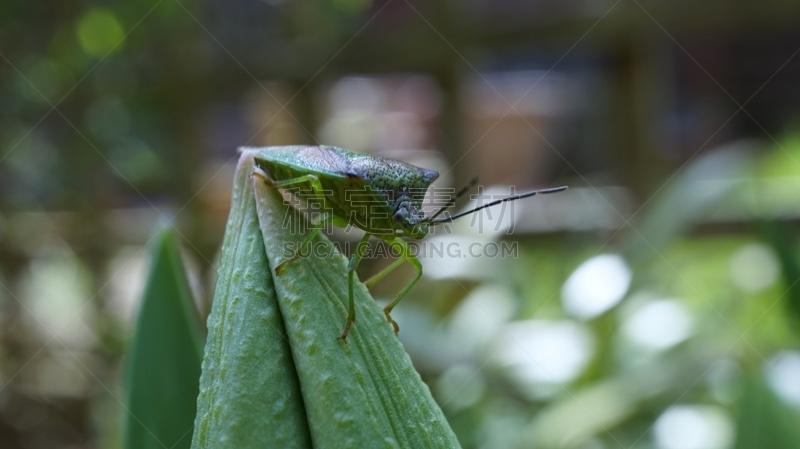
3,1 -> 800,448
734,375 -> 800,449
123,227 -> 203,449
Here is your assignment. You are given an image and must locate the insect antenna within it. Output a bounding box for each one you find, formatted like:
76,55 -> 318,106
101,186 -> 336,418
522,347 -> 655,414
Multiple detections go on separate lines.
429,185 -> 568,225
427,176 -> 479,221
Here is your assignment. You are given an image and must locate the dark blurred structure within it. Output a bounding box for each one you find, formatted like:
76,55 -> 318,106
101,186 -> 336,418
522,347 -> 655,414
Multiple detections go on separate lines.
3,0 -> 800,448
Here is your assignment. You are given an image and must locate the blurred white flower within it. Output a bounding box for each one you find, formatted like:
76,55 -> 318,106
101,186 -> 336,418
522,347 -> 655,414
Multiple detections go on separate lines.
562,253 -> 631,320
654,405 -> 733,449
765,350 -> 800,409
498,320 -> 594,398
729,243 -> 779,293
622,299 -> 693,351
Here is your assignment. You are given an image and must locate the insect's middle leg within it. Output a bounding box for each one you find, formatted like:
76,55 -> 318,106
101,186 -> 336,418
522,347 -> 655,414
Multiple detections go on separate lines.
274,211 -> 332,274
363,257 -> 405,289
380,238 -> 423,334
262,174 -> 331,274
340,232 -> 372,342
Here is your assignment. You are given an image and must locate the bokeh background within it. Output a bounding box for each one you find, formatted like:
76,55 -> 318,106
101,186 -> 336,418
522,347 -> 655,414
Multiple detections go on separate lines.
3,0 -> 800,448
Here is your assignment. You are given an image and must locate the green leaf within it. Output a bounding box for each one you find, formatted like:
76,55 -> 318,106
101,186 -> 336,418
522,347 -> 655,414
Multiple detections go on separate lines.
191,155 -> 311,448
190,150 -> 459,447
762,221 -> 800,332
734,374 -> 800,449
250,152 -> 461,448
123,227 -> 204,449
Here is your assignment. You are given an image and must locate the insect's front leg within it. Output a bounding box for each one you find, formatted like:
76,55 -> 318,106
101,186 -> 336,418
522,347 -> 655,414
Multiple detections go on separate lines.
381,237 -> 422,334
251,167 -> 275,186
274,211 -> 332,274
256,173 -> 330,274
340,232 -> 372,342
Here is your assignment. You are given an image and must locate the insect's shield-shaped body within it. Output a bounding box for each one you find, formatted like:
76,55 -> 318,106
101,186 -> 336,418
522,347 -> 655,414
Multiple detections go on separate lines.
250,146 -> 438,239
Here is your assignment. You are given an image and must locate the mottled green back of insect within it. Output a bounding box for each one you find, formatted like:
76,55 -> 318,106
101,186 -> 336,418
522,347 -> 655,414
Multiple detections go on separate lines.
249,146 -> 438,237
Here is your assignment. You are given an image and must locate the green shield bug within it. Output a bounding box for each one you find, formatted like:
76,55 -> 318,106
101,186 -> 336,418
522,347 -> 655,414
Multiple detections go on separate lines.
249,145 -> 567,341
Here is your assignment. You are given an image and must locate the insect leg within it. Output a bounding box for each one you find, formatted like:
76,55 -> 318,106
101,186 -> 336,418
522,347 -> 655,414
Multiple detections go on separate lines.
363,257 -> 405,289
341,232 -> 372,342
271,174 -> 324,192
251,167 -> 273,185
267,174 -> 332,274
274,211 -> 332,274
381,238 -> 422,334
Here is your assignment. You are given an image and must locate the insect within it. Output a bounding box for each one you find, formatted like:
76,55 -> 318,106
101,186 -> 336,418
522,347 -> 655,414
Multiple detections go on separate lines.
249,145 -> 567,341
